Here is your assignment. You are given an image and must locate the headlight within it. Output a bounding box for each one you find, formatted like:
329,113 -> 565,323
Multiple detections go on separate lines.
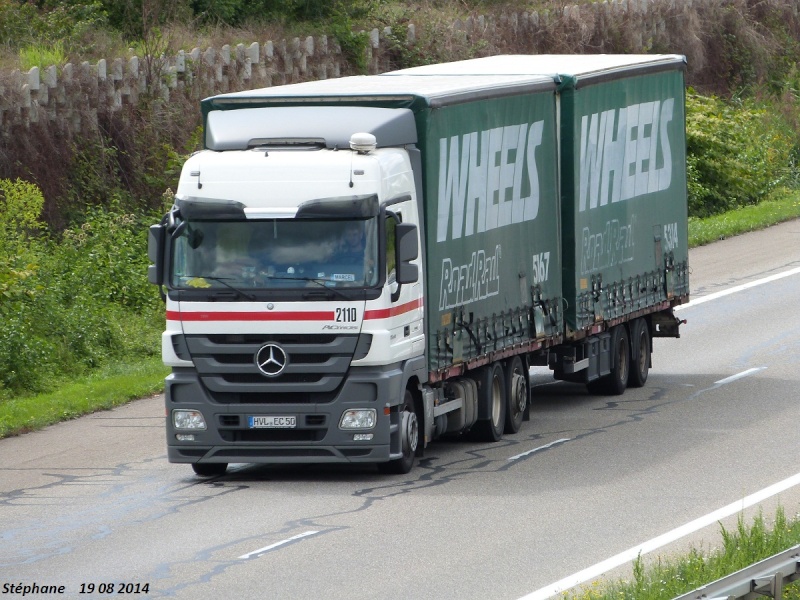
173,409 -> 207,430
339,409 -> 377,430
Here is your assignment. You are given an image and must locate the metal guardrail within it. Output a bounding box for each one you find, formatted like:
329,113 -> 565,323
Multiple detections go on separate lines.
674,544 -> 800,600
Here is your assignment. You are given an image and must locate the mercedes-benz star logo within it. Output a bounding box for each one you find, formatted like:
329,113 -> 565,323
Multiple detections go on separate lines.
255,343 -> 288,377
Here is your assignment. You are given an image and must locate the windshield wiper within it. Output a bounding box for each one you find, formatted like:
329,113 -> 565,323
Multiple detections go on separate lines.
194,276 -> 257,301
265,274 -> 352,300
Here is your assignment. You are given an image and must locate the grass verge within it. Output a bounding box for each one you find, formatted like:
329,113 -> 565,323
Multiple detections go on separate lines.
562,508 -> 800,599
689,188 -> 800,247
0,356 -> 168,438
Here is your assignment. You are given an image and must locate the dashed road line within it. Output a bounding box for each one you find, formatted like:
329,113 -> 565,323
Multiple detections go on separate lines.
238,530 -> 320,560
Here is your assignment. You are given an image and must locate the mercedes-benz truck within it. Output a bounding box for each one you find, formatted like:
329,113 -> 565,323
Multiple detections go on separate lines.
148,54 -> 689,476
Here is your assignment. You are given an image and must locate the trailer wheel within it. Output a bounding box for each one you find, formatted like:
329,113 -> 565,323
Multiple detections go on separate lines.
378,390 -> 418,474
587,325 -> 629,396
504,356 -> 528,434
471,363 -> 507,442
192,462 -> 228,477
628,318 -> 650,388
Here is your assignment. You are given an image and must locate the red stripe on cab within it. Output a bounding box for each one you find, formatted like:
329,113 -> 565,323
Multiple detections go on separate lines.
166,310 -> 334,322
363,298 -> 423,320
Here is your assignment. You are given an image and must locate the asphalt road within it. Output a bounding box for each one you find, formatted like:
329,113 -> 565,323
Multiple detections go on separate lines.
2,220 -> 800,600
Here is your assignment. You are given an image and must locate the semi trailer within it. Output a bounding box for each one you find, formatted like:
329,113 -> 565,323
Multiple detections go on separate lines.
148,54 -> 689,476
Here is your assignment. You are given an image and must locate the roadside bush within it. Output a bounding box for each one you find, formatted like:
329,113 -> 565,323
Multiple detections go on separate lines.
0,178 -> 45,250
0,0 -> 109,59
0,0 -> 40,49
0,312 -> 50,394
56,203 -> 160,313
188,0 -> 369,26
686,91 -> 798,218
0,183 -> 162,395
0,178 -> 45,302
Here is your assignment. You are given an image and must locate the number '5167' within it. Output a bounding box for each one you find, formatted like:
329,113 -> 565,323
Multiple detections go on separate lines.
532,252 -> 550,284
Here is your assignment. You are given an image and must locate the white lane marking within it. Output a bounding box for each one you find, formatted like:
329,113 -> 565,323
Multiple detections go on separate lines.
239,530 -> 319,559
509,438 -> 571,461
676,266 -> 800,310
518,471 -> 800,600
714,367 -> 766,385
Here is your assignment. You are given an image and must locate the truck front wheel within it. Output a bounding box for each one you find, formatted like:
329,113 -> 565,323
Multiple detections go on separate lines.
378,390 -> 418,474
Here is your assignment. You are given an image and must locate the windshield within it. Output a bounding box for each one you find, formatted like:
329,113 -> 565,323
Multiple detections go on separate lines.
170,217 -> 379,290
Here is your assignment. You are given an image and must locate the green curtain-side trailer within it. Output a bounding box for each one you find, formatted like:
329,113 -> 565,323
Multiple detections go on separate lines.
417,86 -> 564,377
556,59 -> 689,336
387,54 -> 690,382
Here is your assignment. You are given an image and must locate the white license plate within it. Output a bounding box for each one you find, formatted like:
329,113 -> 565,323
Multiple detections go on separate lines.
248,416 -> 297,429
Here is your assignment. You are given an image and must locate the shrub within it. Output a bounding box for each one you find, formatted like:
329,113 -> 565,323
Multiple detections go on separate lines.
0,186 -> 162,395
686,91 -> 797,218
0,0 -> 40,49
55,202 -> 161,313
0,178 -> 45,305
0,178 -> 45,250
1,0 -> 109,59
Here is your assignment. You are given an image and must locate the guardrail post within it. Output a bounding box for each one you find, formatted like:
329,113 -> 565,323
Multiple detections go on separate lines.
752,571 -> 783,599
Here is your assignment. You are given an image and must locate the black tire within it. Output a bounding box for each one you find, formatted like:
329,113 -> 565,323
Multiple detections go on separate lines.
587,325 -> 630,396
192,462 -> 228,477
504,356 -> 528,434
471,363 -> 507,442
628,318 -> 650,388
378,390 -> 419,474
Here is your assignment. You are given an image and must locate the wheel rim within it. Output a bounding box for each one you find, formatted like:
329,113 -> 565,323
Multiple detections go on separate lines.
512,372 -> 527,415
402,410 -> 419,455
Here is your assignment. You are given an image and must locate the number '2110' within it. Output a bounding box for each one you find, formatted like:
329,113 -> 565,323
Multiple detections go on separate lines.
336,307 -> 357,322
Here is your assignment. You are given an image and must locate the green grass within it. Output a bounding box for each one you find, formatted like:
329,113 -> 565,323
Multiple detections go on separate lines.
18,41 -> 67,72
689,188 -> 800,248
563,508 -> 800,599
0,356 -> 168,438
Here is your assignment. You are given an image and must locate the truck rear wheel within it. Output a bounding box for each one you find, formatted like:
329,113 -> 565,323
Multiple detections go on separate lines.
192,462 -> 228,477
628,318 -> 650,388
470,363 -> 507,442
378,390 -> 418,474
587,325 -> 629,396
504,356 -> 528,434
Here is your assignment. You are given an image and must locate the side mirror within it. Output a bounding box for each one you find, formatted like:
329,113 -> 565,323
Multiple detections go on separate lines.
395,222 -> 419,285
148,224 -> 165,286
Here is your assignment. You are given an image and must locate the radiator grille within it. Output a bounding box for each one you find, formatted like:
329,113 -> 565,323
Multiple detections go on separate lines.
185,333 -> 361,404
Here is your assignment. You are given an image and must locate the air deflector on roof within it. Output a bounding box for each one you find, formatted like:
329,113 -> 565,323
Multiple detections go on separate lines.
205,106 -> 417,151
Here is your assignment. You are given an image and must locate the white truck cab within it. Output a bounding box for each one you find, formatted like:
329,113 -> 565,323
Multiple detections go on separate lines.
150,105 -> 426,476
